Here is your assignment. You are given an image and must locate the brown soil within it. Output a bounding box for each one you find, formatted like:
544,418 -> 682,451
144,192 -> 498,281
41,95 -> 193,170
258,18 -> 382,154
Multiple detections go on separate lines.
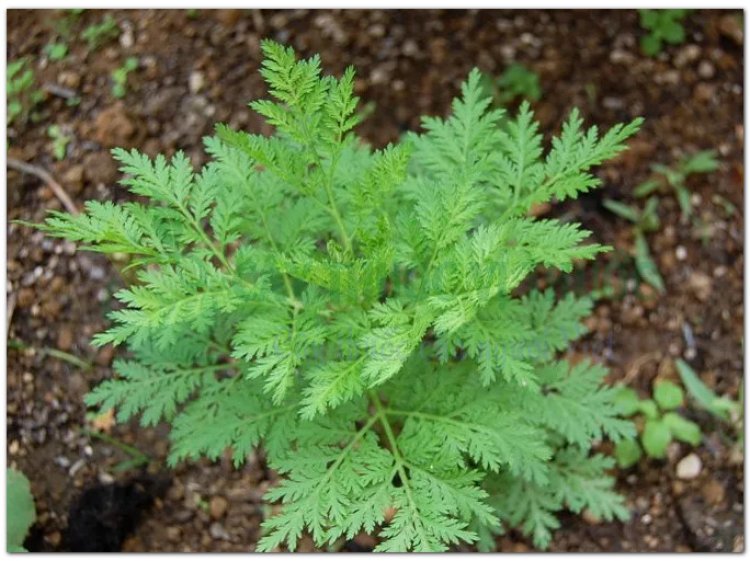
7,9 -> 744,552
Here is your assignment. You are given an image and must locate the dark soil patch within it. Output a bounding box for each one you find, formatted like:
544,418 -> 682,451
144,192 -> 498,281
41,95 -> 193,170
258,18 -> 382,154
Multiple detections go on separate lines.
7,9 -> 744,552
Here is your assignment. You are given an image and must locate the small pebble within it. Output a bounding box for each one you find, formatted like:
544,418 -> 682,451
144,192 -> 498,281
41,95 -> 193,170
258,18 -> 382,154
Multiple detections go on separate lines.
676,453 -> 702,480
701,479 -> 726,505
68,458 -> 86,477
46,531 -> 62,547
99,472 -> 115,484
189,71 -> 205,94
120,23 -> 134,48
209,522 -> 230,540
582,509 -> 601,524
209,496 -> 228,519
166,526 -> 181,542
698,60 -> 715,79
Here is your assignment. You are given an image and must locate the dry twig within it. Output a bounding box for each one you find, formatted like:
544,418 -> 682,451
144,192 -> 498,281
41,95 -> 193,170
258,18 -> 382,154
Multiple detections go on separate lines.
8,157 -> 79,215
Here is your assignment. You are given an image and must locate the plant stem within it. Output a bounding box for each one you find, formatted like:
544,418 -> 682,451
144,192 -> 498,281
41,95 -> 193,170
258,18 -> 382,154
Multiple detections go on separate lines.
83,428 -> 151,466
369,390 -> 429,547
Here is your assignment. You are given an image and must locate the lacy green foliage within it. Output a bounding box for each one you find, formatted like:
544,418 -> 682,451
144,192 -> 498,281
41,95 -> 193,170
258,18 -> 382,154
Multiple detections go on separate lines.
38,41 -> 642,552
613,379 -> 701,468
7,468 -> 36,552
7,58 -> 44,126
639,9 -> 691,56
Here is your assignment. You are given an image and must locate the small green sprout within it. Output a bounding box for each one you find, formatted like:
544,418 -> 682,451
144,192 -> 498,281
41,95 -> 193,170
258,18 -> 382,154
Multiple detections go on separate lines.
111,57 -> 139,99
614,379 -> 701,468
7,58 -> 44,126
81,14 -> 119,50
478,63 -> 541,107
603,196 -> 665,292
638,9 -> 691,56
677,359 -> 742,430
635,150 -> 719,222
55,9 -> 86,39
48,125 -> 72,160
44,42 -> 69,61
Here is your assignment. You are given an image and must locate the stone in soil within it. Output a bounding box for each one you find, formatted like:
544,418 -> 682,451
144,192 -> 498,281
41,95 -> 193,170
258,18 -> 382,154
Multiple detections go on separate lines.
209,496 -> 228,520
61,165 -> 85,194
56,325 -> 74,351
676,454 -> 702,480
700,479 -> 726,505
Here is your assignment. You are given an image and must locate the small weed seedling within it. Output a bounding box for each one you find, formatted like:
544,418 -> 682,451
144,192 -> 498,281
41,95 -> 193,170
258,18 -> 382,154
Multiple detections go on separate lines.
603,196 -> 665,293
43,42 -> 69,62
614,379 -> 701,468
638,9 -> 691,56
48,124 -> 72,160
496,63 -> 542,104
635,150 -> 719,222
83,428 -> 152,472
111,57 -> 139,99
81,14 -> 119,50
7,468 -> 36,552
479,63 -> 541,107
54,9 -> 85,39
36,41 -> 642,552
677,359 -> 742,439
7,58 -> 44,126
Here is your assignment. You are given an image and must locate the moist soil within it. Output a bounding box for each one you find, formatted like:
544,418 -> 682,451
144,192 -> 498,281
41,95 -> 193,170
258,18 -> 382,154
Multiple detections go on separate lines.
6,9 -> 744,552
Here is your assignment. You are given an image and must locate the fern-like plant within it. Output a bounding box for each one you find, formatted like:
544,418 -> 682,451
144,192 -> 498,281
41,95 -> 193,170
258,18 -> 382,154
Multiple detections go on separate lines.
37,41 -> 642,552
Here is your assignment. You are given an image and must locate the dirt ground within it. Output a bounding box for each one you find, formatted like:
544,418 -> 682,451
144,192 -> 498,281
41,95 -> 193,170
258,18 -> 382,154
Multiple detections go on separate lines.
6,9 -> 744,552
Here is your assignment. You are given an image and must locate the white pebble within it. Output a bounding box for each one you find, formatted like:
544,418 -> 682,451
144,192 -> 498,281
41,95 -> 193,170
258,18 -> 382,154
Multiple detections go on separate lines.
189,71 -> 205,94
676,453 -> 702,480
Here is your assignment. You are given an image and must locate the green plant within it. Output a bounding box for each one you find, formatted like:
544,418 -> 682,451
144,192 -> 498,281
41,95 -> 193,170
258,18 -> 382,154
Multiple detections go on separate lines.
614,379 -> 701,468
36,41 -> 641,552
81,14 -> 119,49
7,468 -> 36,552
479,63 -> 541,107
48,124 -> 72,160
7,58 -> 44,126
111,57 -> 139,99
43,41 -> 69,61
54,9 -> 85,39
84,428 -> 152,472
638,9 -> 691,56
603,196 -> 665,292
635,150 -> 719,222
677,359 -> 742,436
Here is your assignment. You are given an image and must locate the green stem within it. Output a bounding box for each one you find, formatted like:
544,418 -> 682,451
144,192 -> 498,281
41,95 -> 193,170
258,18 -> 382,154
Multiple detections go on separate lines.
83,428 -> 151,465
369,390 -> 429,547
256,204 -> 299,305
320,413 -> 380,486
